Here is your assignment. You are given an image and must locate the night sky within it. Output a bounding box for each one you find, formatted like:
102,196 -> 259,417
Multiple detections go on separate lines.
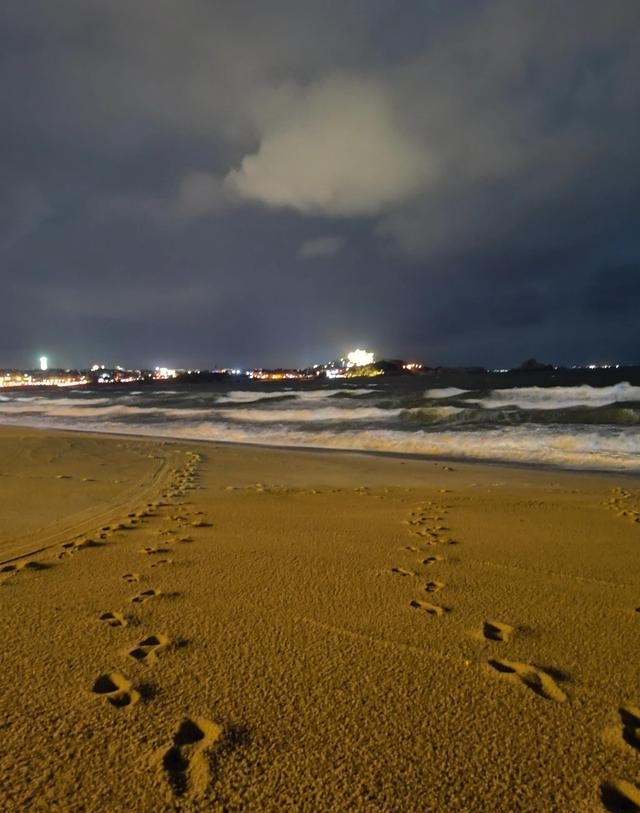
2,1 -> 639,370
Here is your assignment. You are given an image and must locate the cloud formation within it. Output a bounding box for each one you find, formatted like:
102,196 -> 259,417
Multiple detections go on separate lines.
1,0 -> 640,368
226,75 -> 433,216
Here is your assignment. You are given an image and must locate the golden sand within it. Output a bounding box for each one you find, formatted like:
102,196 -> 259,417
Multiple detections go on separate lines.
1,426 -> 639,812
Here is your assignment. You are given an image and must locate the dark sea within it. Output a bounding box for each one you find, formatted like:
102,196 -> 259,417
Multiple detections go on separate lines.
2,368 -> 640,473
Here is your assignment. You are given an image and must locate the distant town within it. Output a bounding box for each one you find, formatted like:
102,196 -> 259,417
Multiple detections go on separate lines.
0,349 -> 420,389
0,349 -> 629,390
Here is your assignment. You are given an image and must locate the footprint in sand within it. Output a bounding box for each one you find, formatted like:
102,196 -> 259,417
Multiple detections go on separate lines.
0,563 -> 19,573
620,705 -> 640,750
424,580 -> 445,593
162,717 -> 223,799
412,530 -> 439,542
1,559 -> 49,574
140,546 -> 171,556
151,558 -> 173,568
391,567 -> 416,576
129,634 -> 171,663
131,588 -> 162,604
489,659 -> 568,703
422,555 -> 444,566
483,621 -> 513,643
75,538 -> 102,550
410,599 -> 446,616
122,573 -> 140,583
99,611 -> 128,628
92,671 -> 140,707
60,538 -> 99,554
190,519 -> 212,528
601,779 -> 640,812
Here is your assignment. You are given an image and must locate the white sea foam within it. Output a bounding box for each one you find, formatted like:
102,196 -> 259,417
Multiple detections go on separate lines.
293,388 -> 375,400
0,401 -> 212,420
218,388 -> 374,404
2,381 -> 640,472
471,382 -> 640,410
424,387 -> 470,399
5,396 -> 114,408
217,390 -> 297,403
1,412 -> 639,472
216,406 -> 402,423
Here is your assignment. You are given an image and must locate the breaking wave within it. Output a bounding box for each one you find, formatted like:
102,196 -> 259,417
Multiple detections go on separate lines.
1,378 -> 639,472
469,382 -> 640,410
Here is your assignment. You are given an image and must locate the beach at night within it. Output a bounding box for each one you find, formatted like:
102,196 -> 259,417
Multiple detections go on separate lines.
2,426 -> 639,812
3,3 -> 640,808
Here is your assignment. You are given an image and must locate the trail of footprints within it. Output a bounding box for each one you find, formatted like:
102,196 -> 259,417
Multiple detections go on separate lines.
88,452 -> 237,799
5,453 -> 637,807
394,498 -> 455,617
395,497 -> 566,702
598,490 -> 640,809
605,487 -> 640,525
393,491 -> 640,809
85,450 -> 240,802
13,448 -> 242,803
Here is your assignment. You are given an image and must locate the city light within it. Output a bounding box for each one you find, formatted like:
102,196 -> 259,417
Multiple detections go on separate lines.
346,348 -> 374,367
154,367 -> 177,379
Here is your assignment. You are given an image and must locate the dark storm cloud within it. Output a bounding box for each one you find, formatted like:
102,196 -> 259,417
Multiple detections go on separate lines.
1,0 -> 639,368
587,264 -> 640,315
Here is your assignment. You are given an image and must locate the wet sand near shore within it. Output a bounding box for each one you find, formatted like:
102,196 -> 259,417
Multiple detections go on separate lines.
1,426 -> 640,812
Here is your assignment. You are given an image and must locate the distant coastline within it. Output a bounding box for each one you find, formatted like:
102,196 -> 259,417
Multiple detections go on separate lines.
2,363 -> 640,394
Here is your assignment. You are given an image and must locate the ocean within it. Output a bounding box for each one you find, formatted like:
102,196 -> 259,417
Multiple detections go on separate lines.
1,370 -> 640,473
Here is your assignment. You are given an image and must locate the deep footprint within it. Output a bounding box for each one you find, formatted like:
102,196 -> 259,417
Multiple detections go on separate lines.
100,611 -> 128,628
601,779 -> 640,812
162,717 -> 223,798
620,705 -> 640,750
91,671 -> 140,707
129,633 -> 171,662
410,599 -> 446,616
489,659 -> 567,703
131,589 -> 162,604
424,580 -> 445,593
483,621 -> 513,642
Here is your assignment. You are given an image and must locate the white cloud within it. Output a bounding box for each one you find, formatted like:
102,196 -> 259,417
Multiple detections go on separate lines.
225,74 -> 434,217
297,235 -> 344,259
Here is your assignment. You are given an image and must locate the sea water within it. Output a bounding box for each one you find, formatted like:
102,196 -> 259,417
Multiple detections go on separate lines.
1,375 -> 640,473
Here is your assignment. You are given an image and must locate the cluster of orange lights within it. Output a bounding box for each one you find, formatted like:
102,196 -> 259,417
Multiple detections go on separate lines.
0,372 -> 89,388
249,370 -> 314,381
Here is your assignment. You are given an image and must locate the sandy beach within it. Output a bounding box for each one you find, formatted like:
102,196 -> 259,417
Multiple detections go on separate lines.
1,426 -> 639,812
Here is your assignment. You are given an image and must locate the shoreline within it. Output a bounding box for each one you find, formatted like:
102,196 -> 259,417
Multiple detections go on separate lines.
1,419 -> 640,481
2,425 -> 640,811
